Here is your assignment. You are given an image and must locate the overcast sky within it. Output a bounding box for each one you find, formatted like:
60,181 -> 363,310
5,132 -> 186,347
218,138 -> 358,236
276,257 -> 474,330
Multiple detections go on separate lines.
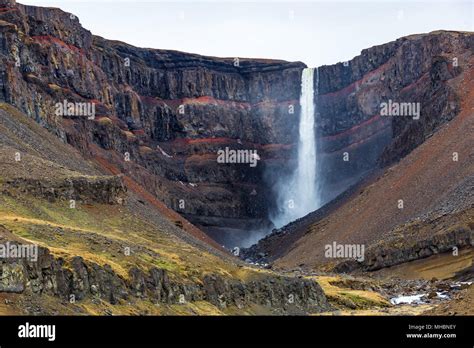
19,0 -> 474,67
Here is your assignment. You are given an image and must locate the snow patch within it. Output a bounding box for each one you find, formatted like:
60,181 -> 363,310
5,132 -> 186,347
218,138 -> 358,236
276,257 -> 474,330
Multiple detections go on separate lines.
157,145 -> 173,158
390,294 -> 427,305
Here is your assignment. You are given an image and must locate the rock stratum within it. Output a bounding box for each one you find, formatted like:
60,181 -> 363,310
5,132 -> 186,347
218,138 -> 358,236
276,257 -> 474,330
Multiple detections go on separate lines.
0,101 -> 332,315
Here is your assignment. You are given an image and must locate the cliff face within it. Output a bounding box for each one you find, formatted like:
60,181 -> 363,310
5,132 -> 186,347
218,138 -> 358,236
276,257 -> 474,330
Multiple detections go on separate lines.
0,1 -> 304,246
0,1 -> 471,249
314,31 -> 469,203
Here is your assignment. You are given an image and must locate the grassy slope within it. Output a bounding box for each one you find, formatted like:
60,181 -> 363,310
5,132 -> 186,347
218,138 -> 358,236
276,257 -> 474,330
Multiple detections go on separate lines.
0,103 -> 278,315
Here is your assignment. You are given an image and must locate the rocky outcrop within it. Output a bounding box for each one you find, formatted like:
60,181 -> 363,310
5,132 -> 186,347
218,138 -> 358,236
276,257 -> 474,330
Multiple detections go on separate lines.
2,175 -> 127,204
334,228 -> 473,273
0,242 -> 330,313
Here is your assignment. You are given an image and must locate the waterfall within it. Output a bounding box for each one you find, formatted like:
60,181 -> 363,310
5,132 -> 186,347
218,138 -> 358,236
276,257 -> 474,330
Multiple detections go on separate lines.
272,67 -> 321,228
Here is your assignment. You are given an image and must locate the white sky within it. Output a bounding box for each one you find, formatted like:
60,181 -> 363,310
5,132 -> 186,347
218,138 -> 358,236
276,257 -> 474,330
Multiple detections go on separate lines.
19,0 -> 474,67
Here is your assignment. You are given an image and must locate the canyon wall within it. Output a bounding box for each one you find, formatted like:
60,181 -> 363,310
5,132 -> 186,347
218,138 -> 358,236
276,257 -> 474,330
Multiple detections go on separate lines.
314,31 -> 467,203
0,0 -> 470,248
0,0 -> 304,247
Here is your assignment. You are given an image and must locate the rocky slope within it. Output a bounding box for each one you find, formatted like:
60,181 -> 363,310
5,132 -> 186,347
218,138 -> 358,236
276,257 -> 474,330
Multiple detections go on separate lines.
0,240 -> 329,314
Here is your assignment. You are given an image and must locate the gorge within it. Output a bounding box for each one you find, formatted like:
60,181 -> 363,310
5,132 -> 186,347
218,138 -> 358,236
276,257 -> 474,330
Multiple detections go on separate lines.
0,0 -> 472,317
0,0 -> 469,248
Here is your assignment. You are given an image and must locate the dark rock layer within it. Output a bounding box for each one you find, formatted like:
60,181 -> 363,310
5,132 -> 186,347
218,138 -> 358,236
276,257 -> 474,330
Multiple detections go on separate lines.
0,242 -> 330,313
314,32 -> 469,202
2,175 -> 127,204
334,228 -> 473,273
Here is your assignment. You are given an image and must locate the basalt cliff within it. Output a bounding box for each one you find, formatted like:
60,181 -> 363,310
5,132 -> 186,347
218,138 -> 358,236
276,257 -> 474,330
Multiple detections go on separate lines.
0,0 -> 307,247
0,0 -> 472,315
1,0 -> 471,249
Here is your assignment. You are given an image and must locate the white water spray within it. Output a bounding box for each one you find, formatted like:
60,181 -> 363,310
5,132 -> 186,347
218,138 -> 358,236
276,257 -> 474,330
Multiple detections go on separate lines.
272,67 -> 321,228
